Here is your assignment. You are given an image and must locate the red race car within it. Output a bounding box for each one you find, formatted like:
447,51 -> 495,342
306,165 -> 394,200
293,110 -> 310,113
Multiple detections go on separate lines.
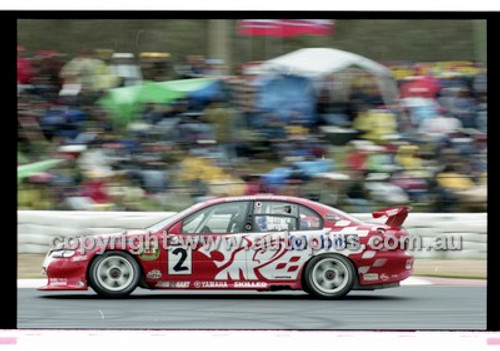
40,195 -> 414,299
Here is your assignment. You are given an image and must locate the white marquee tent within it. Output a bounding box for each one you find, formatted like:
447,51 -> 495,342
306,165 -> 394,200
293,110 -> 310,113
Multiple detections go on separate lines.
258,47 -> 399,104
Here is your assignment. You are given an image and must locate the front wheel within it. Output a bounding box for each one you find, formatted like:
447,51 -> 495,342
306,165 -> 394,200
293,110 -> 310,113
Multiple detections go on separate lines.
303,254 -> 356,299
88,251 -> 141,298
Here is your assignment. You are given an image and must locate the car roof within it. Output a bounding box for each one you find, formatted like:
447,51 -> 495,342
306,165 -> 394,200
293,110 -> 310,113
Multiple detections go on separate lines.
202,195 -> 315,207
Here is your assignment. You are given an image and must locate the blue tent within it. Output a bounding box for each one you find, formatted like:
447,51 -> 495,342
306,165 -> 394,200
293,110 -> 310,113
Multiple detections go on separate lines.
261,167 -> 293,190
254,74 -> 316,126
293,159 -> 334,177
187,79 -> 224,103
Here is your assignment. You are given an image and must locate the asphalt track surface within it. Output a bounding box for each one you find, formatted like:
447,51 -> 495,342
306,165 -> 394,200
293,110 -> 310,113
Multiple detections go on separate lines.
18,284 -> 486,329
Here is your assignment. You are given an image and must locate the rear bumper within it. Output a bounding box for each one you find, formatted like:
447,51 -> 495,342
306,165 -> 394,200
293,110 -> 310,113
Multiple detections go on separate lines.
353,281 -> 400,290
354,250 -> 414,287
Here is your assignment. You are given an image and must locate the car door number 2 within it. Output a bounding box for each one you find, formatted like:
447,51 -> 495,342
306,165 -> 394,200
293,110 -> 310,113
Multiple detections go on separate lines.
168,247 -> 192,275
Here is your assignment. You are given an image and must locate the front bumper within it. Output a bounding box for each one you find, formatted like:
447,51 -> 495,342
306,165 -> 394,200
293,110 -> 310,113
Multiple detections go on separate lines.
38,251 -> 90,291
38,278 -> 88,291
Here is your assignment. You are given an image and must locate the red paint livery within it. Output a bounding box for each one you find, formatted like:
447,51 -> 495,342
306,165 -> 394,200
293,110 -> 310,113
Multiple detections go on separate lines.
39,195 -> 413,298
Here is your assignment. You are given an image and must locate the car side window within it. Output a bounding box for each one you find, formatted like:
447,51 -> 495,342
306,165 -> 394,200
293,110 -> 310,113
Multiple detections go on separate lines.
181,201 -> 250,234
250,201 -> 323,232
298,205 -> 323,230
252,201 -> 299,232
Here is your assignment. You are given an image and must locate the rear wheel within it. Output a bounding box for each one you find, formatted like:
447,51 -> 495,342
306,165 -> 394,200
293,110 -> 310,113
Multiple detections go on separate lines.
303,254 -> 356,299
88,251 -> 141,298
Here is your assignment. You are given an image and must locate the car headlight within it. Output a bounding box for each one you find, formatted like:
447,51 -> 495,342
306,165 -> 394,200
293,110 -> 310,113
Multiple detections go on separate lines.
51,250 -> 76,258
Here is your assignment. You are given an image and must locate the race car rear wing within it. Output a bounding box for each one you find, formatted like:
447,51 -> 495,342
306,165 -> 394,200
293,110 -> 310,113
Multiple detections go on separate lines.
372,206 -> 412,228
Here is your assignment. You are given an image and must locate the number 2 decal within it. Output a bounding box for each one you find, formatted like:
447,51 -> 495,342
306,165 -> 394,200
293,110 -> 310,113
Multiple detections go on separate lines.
172,248 -> 188,272
168,247 -> 192,275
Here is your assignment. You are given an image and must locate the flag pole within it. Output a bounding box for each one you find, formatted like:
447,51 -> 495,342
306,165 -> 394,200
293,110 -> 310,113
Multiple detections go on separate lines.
280,20 -> 283,59
249,25 -> 252,62
264,22 -> 267,60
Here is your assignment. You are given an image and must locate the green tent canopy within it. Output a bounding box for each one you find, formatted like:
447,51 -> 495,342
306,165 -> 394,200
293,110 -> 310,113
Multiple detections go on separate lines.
155,78 -> 215,93
98,84 -> 145,126
136,81 -> 184,104
98,78 -> 216,126
17,159 -> 65,184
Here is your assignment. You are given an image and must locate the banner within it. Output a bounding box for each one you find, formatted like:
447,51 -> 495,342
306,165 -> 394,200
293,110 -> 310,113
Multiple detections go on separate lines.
239,20 -> 335,37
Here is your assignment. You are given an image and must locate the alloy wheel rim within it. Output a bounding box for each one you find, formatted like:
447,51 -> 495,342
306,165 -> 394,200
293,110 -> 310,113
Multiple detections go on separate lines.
311,258 -> 349,294
96,256 -> 134,291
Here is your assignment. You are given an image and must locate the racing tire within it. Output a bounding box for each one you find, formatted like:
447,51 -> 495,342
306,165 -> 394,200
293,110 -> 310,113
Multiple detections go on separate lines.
88,251 -> 141,298
303,254 -> 356,299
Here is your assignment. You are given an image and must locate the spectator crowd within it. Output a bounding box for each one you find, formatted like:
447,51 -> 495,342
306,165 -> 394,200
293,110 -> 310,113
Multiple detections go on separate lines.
17,47 -> 487,213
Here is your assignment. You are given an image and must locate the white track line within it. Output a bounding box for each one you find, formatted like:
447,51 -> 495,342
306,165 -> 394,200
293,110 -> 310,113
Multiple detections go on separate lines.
18,279 -> 46,289
400,277 -> 433,286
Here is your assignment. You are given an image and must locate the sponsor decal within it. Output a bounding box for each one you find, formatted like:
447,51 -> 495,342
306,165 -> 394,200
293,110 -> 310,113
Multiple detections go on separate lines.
263,216 -> 291,231
273,275 -> 292,279
363,273 -> 379,281
49,278 -> 68,286
146,269 -> 162,280
256,216 -> 268,231
380,273 -> 389,281
300,216 -> 320,229
234,282 -> 268,288
325,213 -> 341,222
156,281 -> 190,288
168,247 -> 192,275
71,255 -> 88,262
139,241 -> 160,261
193,281 -> 228,288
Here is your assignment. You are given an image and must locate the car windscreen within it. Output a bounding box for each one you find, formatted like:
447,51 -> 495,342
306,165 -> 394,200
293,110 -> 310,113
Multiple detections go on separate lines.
146,202 -> 207,233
